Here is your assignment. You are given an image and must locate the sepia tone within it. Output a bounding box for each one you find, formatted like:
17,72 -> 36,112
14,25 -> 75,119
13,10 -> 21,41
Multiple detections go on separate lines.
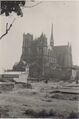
0,1 -> 79,118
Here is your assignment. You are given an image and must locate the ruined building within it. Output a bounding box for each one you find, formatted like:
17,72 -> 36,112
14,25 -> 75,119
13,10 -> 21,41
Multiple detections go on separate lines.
13,24 -> 72,79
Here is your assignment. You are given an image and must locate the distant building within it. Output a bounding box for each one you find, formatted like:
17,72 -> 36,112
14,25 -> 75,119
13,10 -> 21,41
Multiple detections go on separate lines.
13,24 -> 72,79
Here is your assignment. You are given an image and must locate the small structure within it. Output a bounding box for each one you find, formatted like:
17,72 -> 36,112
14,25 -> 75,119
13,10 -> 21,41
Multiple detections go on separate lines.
72,66 -> 79,84
1,65 -> 29,83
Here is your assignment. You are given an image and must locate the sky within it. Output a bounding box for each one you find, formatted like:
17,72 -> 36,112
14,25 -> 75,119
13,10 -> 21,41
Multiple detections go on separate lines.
0,1 -> 79,72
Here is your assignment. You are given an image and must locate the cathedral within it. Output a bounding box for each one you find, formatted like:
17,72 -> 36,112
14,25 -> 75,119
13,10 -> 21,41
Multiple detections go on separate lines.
13,24 -> 72,79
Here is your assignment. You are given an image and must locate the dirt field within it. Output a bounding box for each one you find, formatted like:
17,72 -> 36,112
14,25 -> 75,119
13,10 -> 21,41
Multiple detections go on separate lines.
0,81 -> 78,118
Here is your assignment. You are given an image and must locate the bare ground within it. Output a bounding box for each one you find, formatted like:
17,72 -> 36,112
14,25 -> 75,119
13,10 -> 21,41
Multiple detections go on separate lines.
0,81 -> 78,118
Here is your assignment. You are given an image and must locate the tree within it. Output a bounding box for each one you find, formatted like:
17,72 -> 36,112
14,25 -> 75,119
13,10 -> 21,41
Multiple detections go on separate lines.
0,1 -> 42,40
13,61 -> 26,71
1,1 -> 26,17
0,1 -> 26,40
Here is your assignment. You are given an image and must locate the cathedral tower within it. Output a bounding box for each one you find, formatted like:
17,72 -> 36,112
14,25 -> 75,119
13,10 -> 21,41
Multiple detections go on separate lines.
50,24 -> 54,49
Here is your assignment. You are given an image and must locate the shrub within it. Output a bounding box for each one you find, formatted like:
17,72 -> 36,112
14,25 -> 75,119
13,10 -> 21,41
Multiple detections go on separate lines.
24,109 -> 57,118
67,111 -> 79,119
26,83 -> 32,89
37,109 -> 48,117
48,109 -> 56,116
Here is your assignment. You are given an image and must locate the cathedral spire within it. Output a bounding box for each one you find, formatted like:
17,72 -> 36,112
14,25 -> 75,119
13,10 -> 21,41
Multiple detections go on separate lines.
50,24 -> 54,49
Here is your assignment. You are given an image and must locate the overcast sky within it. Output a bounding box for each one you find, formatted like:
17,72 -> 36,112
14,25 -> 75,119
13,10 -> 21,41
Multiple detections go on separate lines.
0,1 -> 79,72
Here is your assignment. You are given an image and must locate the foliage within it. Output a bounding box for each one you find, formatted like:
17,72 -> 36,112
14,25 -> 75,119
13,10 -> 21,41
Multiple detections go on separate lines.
1,1 -> 26,17
0,1 -> 42,40
24,109 -> 56,118
67,111 -> 79,119
13,61 -> 25,71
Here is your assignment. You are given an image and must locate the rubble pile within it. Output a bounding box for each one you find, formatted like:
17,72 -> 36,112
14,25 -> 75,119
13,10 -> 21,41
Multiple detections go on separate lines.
15,82 -> 32,89
0,82 -> 14,92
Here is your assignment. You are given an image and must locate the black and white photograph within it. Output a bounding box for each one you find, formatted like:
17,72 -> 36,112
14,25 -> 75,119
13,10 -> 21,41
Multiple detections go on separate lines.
0,0 -> 79,118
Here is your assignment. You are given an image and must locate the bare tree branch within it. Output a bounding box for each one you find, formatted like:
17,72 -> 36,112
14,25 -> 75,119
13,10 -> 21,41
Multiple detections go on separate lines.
0,1 -> 42,40
0,18 -> 16,40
